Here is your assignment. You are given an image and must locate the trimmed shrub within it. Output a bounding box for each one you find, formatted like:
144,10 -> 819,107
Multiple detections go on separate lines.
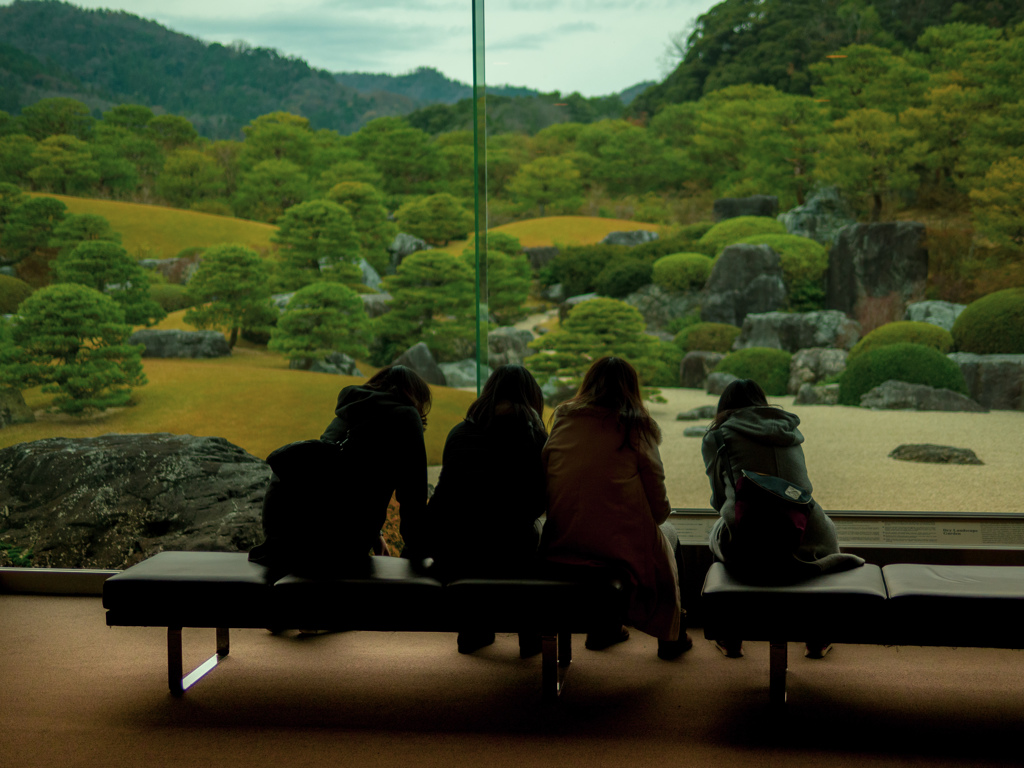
540,244 -> 627,296
148,283 -> 195,313
838,343 -> 968,406
0,275 -> 33,313
849,321 -> 954,360
652,252 -> 713,293
731,233 -> 828,311
714,347 -> 793,396
594,259 -> 653,298
675,322 -> 740,354
951,288 -> 1024,354
698,216 -> 787,254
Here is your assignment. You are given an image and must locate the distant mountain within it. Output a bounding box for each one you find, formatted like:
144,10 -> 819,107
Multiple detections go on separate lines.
335,66 -> 540,106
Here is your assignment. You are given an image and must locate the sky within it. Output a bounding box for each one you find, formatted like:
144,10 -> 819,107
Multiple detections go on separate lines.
30,0 -> 723,97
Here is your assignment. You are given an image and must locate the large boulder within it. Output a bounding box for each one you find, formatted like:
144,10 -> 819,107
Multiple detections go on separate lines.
359,258 -> 383,291
289,352 -> 362,376
826,222 -> 928,331
388,233 -> 431,273
600,230 -> 659,246
624,284 -> 701,332
438,359 -> 480,388
777,186 -> 856,246
788,347 -> 849,394
524,246 -> 559,272
0,434 -> 270,569
733,311 -> 861,353
859,380 -> 987,412
680,351 -> 726,389
889,444 -> 984,465
488,326 -> 534,367
706,371 -> 738,395
129,329 -> 231,358
904,300 -> 966,332
559,292 -> 599,322
1,387 -> 34,428
794,383 -> 841,405
361,291 -> 393,319
270,292 -> 295,312
947,353 -> 1024,411
713,195 -> 779,222
139,254 -> 202,284
392,342 -> 446,386
701,244 -> 787,326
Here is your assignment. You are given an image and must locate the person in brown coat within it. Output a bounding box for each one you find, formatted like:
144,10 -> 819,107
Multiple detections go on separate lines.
540,356 -> 692,660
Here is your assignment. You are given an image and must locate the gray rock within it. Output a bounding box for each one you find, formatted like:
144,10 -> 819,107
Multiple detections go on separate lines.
734,311 -> 861,353
359,258 -> 383,290
826,222 -> 928,329
600,230 -> 659,246
706,372 -> 738,396
788,348 -> 849,395
541,283 -> 566,303
270,292 -> 295,312
777,186 -> 856,246
948,353 -> 1024,411
904,300 -> 966,332
713,195 -> 779,222
438,359 -> 481,388
794,383 -> 841,405
540,375 -> 578,408
702,244 -> 787,326
624,284 -> 701,332
129,329 -> 231,358
859,380 -> 987,412
138,254 -> 203,284
392,342 -> 446,386
388,232 -> 431,272
525,246 -> 559,272
289,353 -> 361,376
1,387 -> 34,428
0,434 -> 270,569
559,292 -> 599,322
889,444 -> 984,465
676,405 -> 717,421
0,265 -> 17,277
680,351 -> 726,389
683,426 -> 708,438
361,292 -> 393,319
488,326 -> 535,367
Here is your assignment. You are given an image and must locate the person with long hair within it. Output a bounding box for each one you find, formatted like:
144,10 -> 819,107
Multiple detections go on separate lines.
702,378 -> 863,658
425,364 -> 549,655
541,356 -> 692,660
249,364 -> 432,575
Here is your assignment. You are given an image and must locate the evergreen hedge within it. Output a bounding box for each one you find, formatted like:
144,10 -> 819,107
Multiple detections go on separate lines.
714,347 -> 792,396
652,252 -> 713,293
675,322 -> 740,354
0,275 -> 33,314
849,321 -> 954,360
838,343 -> 968,406
951,288 -> 1024,354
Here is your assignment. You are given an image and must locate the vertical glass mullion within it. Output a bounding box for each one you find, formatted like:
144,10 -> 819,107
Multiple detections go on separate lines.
471,0 -> 487,394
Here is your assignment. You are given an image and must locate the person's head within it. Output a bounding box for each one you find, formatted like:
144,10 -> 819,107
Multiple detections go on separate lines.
566,356 -> 660,448
365,365 -> 432,420
712,378 -> 769,429
466,364 -> 545,434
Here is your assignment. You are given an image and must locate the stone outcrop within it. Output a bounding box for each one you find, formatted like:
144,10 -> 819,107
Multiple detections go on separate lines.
624,284 -> 701,332
600,230 -> 659,246
777,186 -> 856,246
540,376 -> 578,408
559,292 -> 599,322
438,359 -> 479,388
706,372 -> 738,395
683,426 -> 707,438
0,434 -> 270,569
904,300 -> 965,332
524,246 -> 559,272
388,233 -> 431,272
889,444 -> 984,465
270,292 -> 295,312
680,351 -> 726,389
826,222 -> 928,331
488,326 -> 535,367
359,258 -> 383,290
702,244 -> 787,326
859,381 -> 987,412
129,329 -> 231,358
289,352 -> 361,376
676,405 -> 717,421
713,195 -> 779,222
794,383 -> 841,405
948,353 -> 1024,411
788,347 -> 849,394
734,311 -> 861,353
139,254 -> 202,284
361,291 -> 393,319
1,387 -> 34,428
392,342 -> 446,386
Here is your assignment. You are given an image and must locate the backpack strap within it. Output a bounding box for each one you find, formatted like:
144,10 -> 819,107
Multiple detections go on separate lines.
711,428 -> 738,490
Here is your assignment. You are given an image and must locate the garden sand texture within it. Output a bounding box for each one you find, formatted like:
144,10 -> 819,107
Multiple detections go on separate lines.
429,389 -> 1024,514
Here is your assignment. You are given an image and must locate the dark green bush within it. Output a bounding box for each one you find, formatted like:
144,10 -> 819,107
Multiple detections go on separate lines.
652,252 -> 713,293
675,322 -> 740,354
951,288 -> 1024,354
540,244 -> 626,296
148,283 -> 195,313
838,343 -> 968,406
594,258 -> 653,298
0,275 -> 33,313
714,347 -> 792,396
698,216 -> 787,254
731,233 -> 828,311
849,321 -> 954,360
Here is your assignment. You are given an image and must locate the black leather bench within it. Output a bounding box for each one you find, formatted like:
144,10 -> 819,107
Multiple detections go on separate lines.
102,551 -> 628,699
701,561 -> 1024,704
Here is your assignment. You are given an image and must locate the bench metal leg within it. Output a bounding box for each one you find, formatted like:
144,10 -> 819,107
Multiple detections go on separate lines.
541,632 -> 572,700
769,640 -> 787,705
167,627 -> 230,697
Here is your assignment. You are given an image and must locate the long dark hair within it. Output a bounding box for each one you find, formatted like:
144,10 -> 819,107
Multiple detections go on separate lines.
560,356 -> 660,449
365,365 -> 432,419
711,378 -> 770,430
466,364 -> 546,436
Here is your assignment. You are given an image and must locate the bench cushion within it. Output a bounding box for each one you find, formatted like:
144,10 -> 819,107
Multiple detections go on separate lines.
103,551 -> 275,628
272,556 -> 447,631
702,562 -> 887,643
884,564 -> 1024,648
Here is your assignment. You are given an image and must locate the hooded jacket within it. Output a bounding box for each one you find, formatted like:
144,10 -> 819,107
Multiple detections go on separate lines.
701,405 -> 864,584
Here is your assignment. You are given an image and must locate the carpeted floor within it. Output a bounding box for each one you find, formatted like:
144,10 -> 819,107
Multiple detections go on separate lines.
3,595 -> 1024,768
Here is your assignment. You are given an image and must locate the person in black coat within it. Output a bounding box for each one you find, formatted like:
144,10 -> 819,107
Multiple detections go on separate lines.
424,364 -> 548,654
249,364 -> 432,576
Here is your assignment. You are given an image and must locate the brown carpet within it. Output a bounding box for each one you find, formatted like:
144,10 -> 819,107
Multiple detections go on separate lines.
3,595 -> 1023,768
